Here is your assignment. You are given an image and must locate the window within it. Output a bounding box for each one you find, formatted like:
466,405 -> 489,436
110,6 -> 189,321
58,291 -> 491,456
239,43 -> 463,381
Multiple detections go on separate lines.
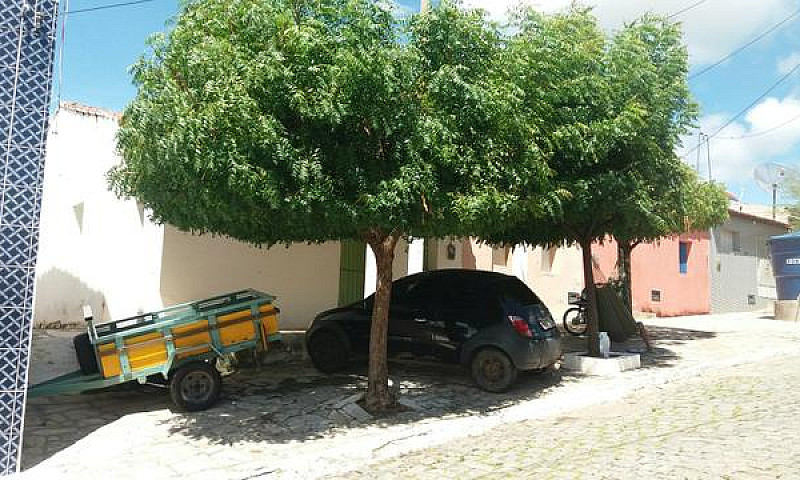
720,230 -> 741,254
679,241 -> 690,275
390,276 -> 431,308
492,246 -> 510,268
731,231 -> 741,253
496,278 -> 541,306
651,289 -> 661,302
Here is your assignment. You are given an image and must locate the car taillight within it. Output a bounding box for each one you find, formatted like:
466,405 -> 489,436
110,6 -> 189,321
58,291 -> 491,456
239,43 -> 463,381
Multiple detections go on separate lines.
508,315 -> 532,338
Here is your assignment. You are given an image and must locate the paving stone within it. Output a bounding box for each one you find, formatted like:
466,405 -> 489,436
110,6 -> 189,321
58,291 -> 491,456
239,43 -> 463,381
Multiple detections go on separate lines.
330,354 -> 800,479
19,312 -> 800,478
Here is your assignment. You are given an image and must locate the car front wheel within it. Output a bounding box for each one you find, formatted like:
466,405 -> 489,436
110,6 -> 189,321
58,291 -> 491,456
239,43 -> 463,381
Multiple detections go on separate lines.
307,328 -> 349,373
471,348 -> 518,393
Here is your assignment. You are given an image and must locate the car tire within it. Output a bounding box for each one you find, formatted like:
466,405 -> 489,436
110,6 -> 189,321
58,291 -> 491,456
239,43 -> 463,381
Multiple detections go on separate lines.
471,348 -> 518,393
307,328 -> 349,373
169,361 -> 222,412
73,333 -> 99,375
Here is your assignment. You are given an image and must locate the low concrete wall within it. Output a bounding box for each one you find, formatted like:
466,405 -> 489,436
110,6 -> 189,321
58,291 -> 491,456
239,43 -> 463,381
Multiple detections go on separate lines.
711,253 -> 772,314
774,300 -> 800,322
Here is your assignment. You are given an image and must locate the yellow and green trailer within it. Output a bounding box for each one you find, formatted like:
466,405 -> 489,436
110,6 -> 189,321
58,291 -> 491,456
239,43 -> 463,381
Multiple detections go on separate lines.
29,290 -> 281,411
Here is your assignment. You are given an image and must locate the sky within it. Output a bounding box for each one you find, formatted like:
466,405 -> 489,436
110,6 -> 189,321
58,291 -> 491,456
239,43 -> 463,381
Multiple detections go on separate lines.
55,0 -> 800,205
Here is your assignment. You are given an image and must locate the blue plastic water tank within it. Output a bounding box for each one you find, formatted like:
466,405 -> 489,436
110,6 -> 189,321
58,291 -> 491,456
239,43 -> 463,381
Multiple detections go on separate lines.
769,232 -> 800,300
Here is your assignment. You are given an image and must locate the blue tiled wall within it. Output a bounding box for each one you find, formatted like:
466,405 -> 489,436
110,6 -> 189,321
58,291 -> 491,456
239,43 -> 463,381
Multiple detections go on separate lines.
0,0 -> 58,474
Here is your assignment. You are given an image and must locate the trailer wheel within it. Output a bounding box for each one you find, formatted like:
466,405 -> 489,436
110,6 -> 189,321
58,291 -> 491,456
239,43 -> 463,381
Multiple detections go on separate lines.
169,362 -> 222,412
73,333 -> 99,375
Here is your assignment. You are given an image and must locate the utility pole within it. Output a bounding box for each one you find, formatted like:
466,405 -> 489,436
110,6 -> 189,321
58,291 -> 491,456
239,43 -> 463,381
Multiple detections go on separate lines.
705,133 -> 712,182
695,130 -> 702,174
421,0 -> 430,13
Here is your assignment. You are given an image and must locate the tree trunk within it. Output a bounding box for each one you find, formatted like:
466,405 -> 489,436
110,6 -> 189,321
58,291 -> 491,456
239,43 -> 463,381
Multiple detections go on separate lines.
580,238 -> 600,356
363,230 -> 399,411
617,241 -> 633,315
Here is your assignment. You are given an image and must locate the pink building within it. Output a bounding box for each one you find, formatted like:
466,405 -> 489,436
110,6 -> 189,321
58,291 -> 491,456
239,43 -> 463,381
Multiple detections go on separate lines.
592,207 -> 790,317
593,233 -> 711,317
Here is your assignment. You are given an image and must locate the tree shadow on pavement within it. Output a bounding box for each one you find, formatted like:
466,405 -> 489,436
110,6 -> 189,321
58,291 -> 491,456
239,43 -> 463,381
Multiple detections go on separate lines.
23,324 -> 718,466
560,324 -> 716,370
159,358 -> 573,447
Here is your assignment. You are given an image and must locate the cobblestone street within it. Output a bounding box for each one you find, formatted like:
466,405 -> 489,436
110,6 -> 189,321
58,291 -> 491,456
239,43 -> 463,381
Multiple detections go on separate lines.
333,354 -> 800,479
20,313 -> 800,479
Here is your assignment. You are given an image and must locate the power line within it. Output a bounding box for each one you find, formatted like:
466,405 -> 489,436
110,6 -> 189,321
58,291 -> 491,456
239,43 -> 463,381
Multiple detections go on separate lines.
681,60 -> 800,160
690,7 -> 800,79
65,0 -> 157,15
716,112 -> 800,140
666,0 -> 708,20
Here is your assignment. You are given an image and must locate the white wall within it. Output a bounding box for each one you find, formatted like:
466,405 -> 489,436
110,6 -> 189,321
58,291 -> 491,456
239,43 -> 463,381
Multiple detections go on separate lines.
363,239 -> 409,297
34,105 -> 345,331
407,238 -> 424,275
35,107 -> 165,326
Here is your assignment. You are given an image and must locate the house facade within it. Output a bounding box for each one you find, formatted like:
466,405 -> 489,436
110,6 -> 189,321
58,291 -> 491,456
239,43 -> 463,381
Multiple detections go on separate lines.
590,208 -> 790,317
710,209 -> 789,313
593,233 -> 712,317
35,102 -> 791,333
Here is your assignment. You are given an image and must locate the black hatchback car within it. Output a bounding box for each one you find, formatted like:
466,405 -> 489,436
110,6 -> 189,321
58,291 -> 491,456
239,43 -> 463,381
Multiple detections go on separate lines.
305,269 -> 562,392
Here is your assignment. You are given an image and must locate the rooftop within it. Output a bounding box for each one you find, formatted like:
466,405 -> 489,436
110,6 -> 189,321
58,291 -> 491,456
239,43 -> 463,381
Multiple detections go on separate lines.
58,101 -> 122,121
728,203 -> 790,229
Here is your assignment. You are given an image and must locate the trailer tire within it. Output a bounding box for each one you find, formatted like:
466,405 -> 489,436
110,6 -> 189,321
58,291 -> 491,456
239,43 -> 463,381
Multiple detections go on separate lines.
73,333 -> 99,375
169,362 -> 222,412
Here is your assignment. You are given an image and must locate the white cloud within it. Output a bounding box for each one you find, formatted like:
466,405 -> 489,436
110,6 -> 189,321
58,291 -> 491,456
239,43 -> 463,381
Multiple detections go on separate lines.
778,52 -> 800,75
461,0 -> 570,18
679,95 -> 800,184
463,0 -> 796,66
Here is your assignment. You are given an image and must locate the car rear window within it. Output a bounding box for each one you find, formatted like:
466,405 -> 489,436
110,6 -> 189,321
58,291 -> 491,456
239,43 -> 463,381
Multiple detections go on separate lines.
496,278 -> 540,306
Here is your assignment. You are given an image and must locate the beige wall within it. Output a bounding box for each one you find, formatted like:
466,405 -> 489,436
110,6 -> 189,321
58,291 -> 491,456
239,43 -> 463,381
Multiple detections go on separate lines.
525,244 -> 585,320
160,226 -> 341,331
431,237 -> 464,270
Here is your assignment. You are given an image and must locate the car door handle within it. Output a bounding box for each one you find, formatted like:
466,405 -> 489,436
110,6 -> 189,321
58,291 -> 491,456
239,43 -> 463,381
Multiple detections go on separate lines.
413,317 -> 428,324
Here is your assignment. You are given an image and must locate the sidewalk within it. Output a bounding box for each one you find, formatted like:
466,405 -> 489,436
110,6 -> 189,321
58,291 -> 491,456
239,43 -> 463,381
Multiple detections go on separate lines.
20,312 -> 800,479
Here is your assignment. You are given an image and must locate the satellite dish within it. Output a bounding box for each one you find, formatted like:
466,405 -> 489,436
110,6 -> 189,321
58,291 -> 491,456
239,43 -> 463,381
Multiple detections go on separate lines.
753,162 -> 797,219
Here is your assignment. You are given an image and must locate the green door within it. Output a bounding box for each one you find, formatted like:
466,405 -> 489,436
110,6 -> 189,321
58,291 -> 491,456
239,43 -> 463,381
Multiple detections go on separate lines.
338,240 -> 366,306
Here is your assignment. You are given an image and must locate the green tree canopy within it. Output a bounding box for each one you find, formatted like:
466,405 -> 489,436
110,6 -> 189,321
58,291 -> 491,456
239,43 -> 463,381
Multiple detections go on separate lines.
602,16 -> 729,313
612,162 -> 729,312
477,8 -> 710,354
110,0 -> 549,408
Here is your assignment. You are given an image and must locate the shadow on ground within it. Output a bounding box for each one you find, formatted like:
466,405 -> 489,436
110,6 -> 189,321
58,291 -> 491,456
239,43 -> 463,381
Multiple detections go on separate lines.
560,324 -> 716,370
22,325 -> 716,468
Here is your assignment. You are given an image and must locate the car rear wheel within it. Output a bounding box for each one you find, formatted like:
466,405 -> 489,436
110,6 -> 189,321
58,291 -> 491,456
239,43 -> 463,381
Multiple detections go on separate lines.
307,328 -> 349,373
471,348 -> 518,393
